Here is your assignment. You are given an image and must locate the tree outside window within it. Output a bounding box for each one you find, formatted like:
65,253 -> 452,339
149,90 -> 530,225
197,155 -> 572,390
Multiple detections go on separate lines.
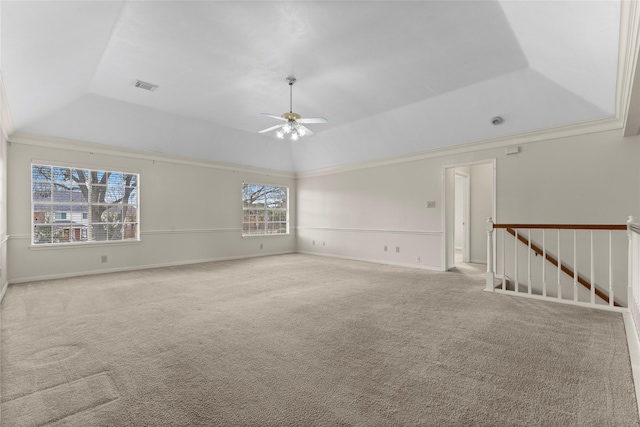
242,184 -> 288,236
32,164 -> 139,245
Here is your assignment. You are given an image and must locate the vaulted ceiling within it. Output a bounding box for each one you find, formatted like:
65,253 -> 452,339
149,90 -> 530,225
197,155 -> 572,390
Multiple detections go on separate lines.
1,1 -> 637,173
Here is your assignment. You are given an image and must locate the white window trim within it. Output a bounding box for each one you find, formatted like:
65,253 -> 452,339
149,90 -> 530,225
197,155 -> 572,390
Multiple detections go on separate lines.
242,183 -> 290,237
31,162 -> 140,246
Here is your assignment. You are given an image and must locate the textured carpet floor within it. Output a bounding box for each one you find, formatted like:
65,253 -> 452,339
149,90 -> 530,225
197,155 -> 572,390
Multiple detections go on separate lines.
1,254 -> 638,426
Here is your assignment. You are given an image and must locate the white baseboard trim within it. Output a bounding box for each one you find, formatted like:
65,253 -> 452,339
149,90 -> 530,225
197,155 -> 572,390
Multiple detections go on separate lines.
623,311 -> 640,416
297,251 -> 442,272
6,251 -> 295,285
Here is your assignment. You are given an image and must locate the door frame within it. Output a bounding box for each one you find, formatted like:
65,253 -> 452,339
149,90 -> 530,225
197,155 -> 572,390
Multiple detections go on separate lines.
442,159 -> 496,271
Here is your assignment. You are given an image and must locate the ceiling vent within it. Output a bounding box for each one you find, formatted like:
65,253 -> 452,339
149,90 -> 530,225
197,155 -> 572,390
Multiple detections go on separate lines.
134,80 -> 158,92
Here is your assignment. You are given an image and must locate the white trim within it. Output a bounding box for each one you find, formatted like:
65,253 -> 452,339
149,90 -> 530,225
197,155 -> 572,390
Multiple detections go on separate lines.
623,311 -> 640,415
0,72 -> 15,138
143,228 -> 241,236
29,240 -> 141,250
31,158 -> 140,175
7,234 -> 29,240
0,234 -> 8,245
10,133 -> 296,179
297,251 -> 442,272
296,227 -> 442,236
7,251 -> 295,284
296,117 -> 620,178
617,0 -> 640,133
442,159 -> 497,272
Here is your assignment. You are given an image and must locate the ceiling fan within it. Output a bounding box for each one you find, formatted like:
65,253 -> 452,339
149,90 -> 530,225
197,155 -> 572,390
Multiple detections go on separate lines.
259,77 -> 327,140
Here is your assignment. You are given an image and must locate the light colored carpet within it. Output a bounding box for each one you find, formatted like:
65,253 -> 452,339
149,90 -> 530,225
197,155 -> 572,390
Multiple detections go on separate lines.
1,254 -> 638,426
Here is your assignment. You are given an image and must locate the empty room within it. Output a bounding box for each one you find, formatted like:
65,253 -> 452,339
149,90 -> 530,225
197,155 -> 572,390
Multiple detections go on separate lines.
2,1 -> 640,426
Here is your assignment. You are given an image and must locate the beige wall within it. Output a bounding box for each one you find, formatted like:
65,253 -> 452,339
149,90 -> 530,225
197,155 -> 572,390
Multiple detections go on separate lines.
1,74 -> 9,300
6,129 -> 640,285
297,129 -> 640,275
7,135 -> 296,283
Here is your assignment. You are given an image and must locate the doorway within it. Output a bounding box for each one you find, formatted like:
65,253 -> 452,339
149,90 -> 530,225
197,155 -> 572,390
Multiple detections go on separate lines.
454,172 -> 470,264
443,160 -> 496,271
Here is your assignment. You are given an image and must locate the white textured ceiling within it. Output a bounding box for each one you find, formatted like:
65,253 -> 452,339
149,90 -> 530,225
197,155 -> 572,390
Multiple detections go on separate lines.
0,1 -> 625,172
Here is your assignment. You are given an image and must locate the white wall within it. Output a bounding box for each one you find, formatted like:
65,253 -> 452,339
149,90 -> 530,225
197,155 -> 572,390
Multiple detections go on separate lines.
297,129 -> 640,276
0,73 -> 9,301
7,135 -> 297,283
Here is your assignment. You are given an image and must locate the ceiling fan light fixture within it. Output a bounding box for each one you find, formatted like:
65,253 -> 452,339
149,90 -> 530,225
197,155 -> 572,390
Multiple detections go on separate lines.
258,76 -> 328,140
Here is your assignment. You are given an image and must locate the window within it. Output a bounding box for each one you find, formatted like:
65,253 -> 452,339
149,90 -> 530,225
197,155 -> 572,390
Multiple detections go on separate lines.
242,184 -> 288,236
32,164 -> 139,245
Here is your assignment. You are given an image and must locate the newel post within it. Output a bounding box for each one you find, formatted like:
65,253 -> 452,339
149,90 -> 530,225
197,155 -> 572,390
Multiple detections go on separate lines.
486,217 -> 495,292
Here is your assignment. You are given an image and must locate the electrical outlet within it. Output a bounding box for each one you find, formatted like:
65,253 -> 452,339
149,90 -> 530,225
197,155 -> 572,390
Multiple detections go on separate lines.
260,243 -> 263,249
396,246 -> 400,253
416,256 -> 421,262
312,240 -> 315,245
323,241 -> 325,246
384,245 -> 387,252
427,201 -> 436,208
101,255 -> 108,263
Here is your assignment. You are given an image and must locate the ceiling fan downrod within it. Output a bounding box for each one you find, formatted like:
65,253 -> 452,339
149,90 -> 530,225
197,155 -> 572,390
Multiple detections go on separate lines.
287,76 -> 296,114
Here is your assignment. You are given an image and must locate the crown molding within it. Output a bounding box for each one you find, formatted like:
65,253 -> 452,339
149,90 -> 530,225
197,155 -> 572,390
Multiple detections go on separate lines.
8,133 -> 296,179
296,116 -> 622,178
619,0 -> 640,136
0,72 -> 15,139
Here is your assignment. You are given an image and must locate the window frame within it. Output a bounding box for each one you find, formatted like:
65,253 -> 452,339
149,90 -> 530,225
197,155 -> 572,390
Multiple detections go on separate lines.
242,183 -> 289,237
31,162 -> 140,246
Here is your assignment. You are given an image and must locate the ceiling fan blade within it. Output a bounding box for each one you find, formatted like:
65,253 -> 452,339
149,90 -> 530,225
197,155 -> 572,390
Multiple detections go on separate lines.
258,124 -> 283,134
261,113 -> 286,121
298,124 -> 315,137
297,117 -> 327,124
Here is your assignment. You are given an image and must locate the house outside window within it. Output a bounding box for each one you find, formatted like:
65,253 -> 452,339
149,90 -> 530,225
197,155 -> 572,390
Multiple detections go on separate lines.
242,184 -> 288,236
32,164 -> 139,245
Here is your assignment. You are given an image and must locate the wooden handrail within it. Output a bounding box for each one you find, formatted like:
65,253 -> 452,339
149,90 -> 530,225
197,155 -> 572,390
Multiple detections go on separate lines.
504,228 -> 620,307
495,224 -> 626,230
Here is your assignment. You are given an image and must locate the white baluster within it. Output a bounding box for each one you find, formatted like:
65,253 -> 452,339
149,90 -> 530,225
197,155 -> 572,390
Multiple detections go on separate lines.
542,229 -> 546,297
527,229 -> 532,294
501,228 -> 506,290
558,230 -> 562,300
515,229 -> 519,293
486,217 -> 495,292
574,230 -> 578,302
609,230 -> 614,307
590,230 -> 595,305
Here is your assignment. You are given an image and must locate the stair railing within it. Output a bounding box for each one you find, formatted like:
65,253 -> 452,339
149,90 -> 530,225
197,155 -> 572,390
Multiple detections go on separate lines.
486,218 -> 631,310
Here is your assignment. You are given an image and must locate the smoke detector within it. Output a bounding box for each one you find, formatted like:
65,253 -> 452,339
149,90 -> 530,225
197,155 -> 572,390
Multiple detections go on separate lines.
491,116 -> 504,125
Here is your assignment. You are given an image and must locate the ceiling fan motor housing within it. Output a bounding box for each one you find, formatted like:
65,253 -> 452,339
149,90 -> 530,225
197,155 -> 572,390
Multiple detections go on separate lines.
282,112 -> 301,120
